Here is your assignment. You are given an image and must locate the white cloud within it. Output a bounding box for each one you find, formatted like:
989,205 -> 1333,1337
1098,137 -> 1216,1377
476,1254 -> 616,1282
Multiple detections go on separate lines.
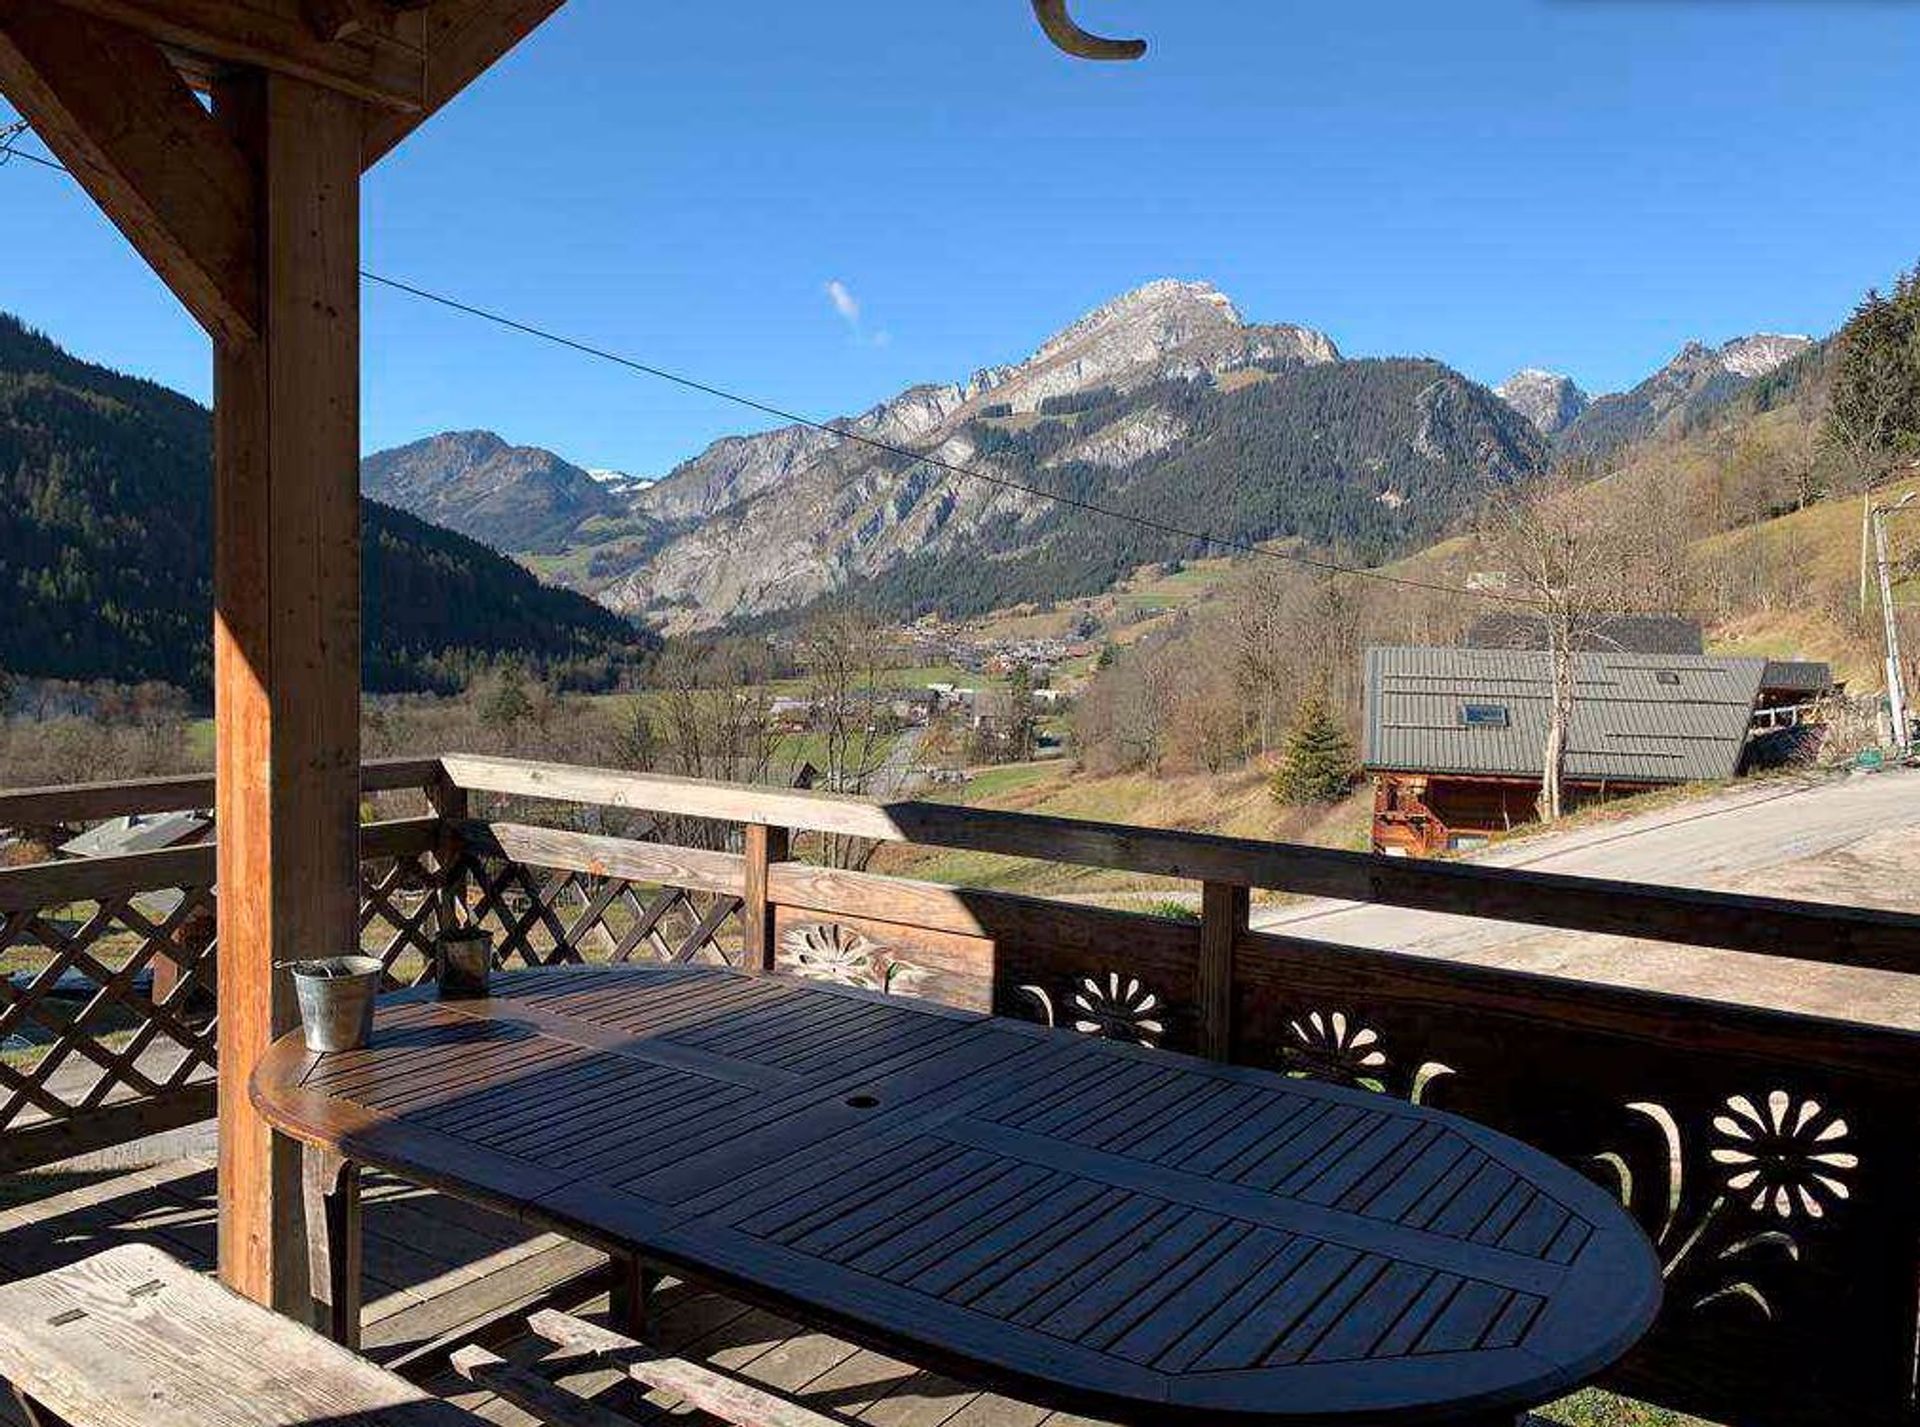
824,279 -> 889,348
825,279 -> 861,325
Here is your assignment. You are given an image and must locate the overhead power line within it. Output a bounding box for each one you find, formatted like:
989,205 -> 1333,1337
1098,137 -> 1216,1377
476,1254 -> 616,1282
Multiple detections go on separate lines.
0,128 -> 63,172
2,122 -> 1546,610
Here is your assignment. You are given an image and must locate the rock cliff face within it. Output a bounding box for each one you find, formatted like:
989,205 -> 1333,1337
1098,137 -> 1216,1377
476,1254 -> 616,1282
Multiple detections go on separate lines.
1718,333 -> 1814,380
591,282 -> 1547,633
1494,369 -> 1589,435
632,280 -> 1335,529
598,280 -> 1366,630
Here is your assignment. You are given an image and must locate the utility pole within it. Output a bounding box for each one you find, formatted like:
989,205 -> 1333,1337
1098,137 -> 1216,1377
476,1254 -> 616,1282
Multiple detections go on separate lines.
1872,492 -> 1917,754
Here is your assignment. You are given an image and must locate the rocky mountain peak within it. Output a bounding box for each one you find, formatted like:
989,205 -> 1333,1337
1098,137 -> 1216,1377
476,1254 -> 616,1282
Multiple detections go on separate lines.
1555,329 -> 1814,460
1003,279 -> 1334,415
637,279 -> 1339,522
361,429 -> 625,554
1717,332 -> 1814,380
1494,369 -> 1589,436
1031,279 -> 1244,365
1646,334 -> 1812,386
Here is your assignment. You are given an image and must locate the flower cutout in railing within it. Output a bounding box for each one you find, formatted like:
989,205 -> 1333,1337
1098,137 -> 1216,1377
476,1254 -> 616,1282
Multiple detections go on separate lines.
1065,973 -> 1164,1046
781,922 -> 927,996
1709,1091 -> 1856,1220
783,923 -> 883,988
1282,1010 -> 1390,1090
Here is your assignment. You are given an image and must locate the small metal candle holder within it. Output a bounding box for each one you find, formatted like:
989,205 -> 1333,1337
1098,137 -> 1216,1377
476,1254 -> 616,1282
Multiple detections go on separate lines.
436,926 -> 494,1000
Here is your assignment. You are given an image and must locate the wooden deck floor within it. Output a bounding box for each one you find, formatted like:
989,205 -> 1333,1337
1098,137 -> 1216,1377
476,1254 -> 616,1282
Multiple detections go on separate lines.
0,1157 -> 1613,1427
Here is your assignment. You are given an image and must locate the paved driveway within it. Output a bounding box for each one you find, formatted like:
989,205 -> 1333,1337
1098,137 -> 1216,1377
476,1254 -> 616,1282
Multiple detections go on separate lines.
1254,768 -> 1920,1027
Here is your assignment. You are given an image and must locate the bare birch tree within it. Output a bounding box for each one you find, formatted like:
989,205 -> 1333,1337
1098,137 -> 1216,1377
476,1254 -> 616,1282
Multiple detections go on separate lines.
794,611 -> 898,870
1482,464 -> 1637,822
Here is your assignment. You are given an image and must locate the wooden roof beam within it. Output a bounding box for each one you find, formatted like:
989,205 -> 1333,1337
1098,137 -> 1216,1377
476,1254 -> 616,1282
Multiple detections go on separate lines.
39,0 -> 425,110
0,0 -> 259,343
362,0 -> 564,169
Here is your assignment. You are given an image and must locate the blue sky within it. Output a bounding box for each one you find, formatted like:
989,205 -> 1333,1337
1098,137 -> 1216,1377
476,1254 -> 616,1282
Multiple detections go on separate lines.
4,0 -> 1919,475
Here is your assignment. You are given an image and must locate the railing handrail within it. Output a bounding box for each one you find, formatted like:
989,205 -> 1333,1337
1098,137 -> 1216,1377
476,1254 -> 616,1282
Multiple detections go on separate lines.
0,816 -> 438,913
0,756 -> 443,828
10,750 -> 1920,974
440,753 -> 1920,974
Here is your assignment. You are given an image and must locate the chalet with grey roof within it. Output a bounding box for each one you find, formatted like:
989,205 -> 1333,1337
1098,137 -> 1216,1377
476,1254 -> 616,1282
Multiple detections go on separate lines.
1362,646 -> 1819,855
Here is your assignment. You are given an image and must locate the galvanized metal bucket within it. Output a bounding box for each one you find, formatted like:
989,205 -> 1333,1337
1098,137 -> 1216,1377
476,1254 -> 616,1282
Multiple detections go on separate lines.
289,955 -> 383,1053
436,927 -> 493,1000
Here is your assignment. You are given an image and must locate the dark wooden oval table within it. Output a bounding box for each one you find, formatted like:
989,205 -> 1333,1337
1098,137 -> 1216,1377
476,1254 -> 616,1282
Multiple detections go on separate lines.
252,965 -> 1660,1426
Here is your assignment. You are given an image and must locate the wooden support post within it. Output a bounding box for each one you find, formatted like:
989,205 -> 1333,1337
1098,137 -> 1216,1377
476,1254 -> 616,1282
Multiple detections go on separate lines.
302,1147 -> 363,1347
741,823 -> 788,973
211,69 -> 362,1315
1198,880 -> 1248,1061
427,768 -> 470,936
608,1252 -> 659,1338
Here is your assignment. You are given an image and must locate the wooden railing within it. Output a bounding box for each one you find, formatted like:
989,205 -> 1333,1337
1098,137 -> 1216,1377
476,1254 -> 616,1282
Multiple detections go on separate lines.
5,751 -> 1920,1426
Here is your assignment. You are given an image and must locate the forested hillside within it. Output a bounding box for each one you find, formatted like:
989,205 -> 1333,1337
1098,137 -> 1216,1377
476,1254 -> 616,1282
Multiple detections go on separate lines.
0,315 -> 653,698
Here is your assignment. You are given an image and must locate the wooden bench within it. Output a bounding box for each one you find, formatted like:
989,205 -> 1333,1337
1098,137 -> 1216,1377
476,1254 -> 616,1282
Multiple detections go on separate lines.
0,1246 -> 847,1427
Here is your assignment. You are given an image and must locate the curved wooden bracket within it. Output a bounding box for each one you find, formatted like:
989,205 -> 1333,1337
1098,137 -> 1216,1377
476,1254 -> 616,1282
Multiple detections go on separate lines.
1030,0 -> 1146,61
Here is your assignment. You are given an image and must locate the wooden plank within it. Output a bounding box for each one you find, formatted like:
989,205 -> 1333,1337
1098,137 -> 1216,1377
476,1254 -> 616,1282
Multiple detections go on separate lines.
440,757 -> 905,842
0,1086 -> 215,1176
742,824 -> 789,974
772,905 -> 994,1013
1235,928 -> 1920,1083
211,66 -> 362,1316
429,773 -> 471,949
0,845 -> 213,912
362,0 -> 567,167
457,819 -> 745,898
1197,882 -> 1245,1061
362,816 -> 441,859
440,756 -> 1920,970
770,864 -> 1004,939
0,760 -> 439,836
450,1345 -> 633,1427
39,0 -> 425,110
529,1309 -> 858,1427
0,1244 -> 481,1427
0,0 -> 255,343
0,772 -> 216,827
362,758 -> 452,794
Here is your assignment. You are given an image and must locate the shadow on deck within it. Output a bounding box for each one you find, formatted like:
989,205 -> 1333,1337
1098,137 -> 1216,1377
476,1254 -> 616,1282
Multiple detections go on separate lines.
0,1153 -> 1105,1427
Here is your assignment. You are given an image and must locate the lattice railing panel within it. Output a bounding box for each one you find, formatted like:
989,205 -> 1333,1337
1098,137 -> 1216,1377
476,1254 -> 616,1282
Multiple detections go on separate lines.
0,884 -> 218,1138
359,852 -> 443,990
451,853 -> 744,971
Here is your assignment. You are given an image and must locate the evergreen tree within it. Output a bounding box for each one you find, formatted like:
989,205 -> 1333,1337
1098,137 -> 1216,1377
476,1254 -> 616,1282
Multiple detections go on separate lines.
479,665 -> 535,730
1824,264 -> 1920,486
1007,665 -> 1038,762
1271,692 -> 1356,805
